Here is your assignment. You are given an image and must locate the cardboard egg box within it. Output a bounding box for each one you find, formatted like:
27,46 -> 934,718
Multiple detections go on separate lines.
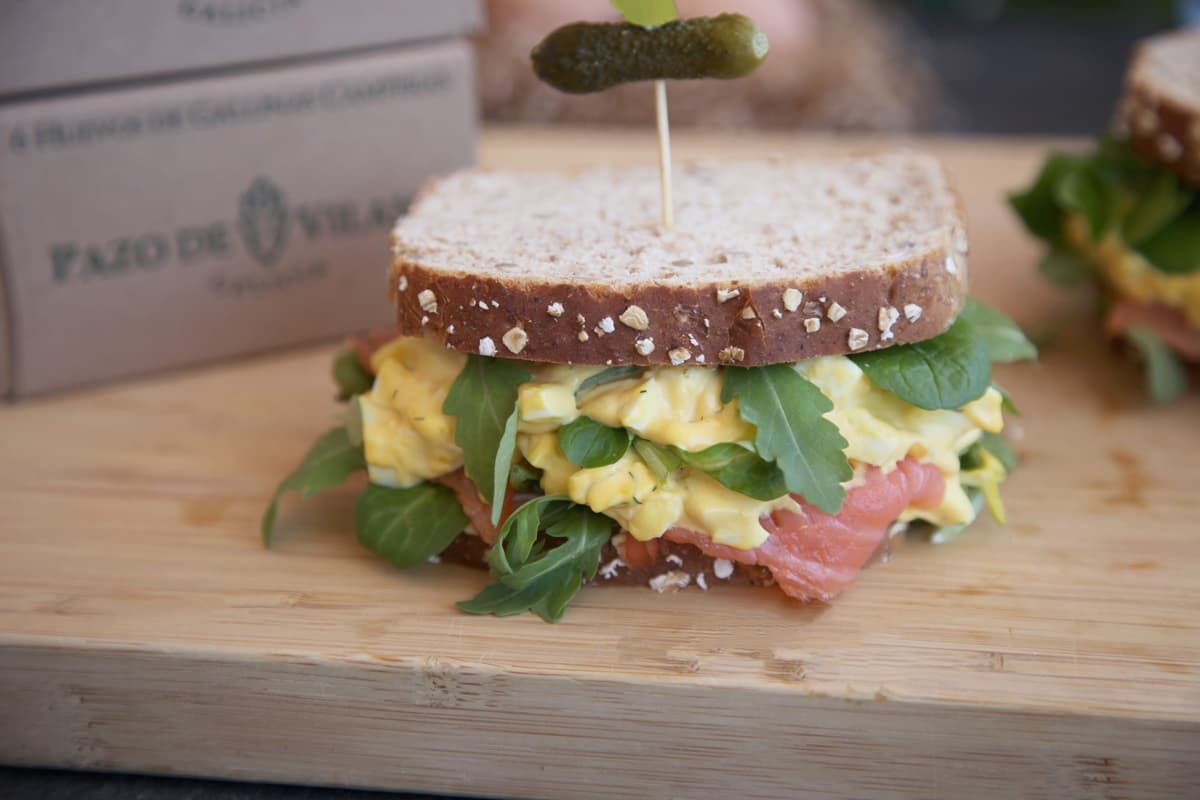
0,0 -> 483,397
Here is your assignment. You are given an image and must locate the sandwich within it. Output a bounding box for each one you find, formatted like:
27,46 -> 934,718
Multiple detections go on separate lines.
1010,27 -> 1200,403
264,154 -> 1035,621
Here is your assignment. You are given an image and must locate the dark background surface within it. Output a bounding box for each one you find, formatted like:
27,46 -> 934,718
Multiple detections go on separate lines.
1,2 -> 1189,798
915,12 -> 1173,134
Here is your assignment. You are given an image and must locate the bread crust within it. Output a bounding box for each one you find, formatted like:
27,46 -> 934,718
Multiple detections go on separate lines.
439,533 -> 778,590
1119,29 -> 1200,186
390,213 -> 969,367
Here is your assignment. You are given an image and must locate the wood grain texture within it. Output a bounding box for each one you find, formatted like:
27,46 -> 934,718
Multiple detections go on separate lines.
1,128 -> 1198,799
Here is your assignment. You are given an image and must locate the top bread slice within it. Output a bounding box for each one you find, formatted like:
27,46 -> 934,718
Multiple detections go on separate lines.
1119,27 -> 1200,185
389,153 -> 969,366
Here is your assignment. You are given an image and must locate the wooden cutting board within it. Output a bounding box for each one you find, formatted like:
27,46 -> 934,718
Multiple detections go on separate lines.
1,129 -> 1197,800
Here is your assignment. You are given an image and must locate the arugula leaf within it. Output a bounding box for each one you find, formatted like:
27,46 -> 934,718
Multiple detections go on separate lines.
443,355 -> 532,525
609,0 -> 677,26
1038,247 -> 1093,288
632,438 -> 683,483
502,507 -> 612,589
1008,154 -> 1081,243
356,483 -> 468,568
959,298 -> 1038,363
1122,169 -> 1194,245
852,318 -> 992,411
460,498 -> 614,622
558,416 -> 632,468
487,495 -> 573,576
261,427 -> 365,546
979,432 -> 1018,473
721,366 -> 851,514
342,395 -> 364,447
1013,139 -> 1198,281
1055,160 -> 1120,241
332,351 -> 373,402
631,438 -> 787,501
1097,134 -> 1152,180
509,462 -> 542,492
676,442 -> 788,501
491,408 -> 521,526
457,575 -> 574,619
1134,204 -> 1200,275
575,365 -> 644,398
1122,326 -> 1188,404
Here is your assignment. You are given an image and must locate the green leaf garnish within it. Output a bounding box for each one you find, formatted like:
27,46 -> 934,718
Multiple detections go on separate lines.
979,431 -> 1018,474
1122,326 -> 1188,404
958,298 -> 1038,363
1038,248 -> 1093,288
1122,168 -> 1194,245
1009,154 -> 1082,243
1054,160 -> 1120,241
355,483 -> 468,568
341,395 -> 364,447
558,416 -> 632,468
492,408 -> 521,525
851,317 -> 992,411
630,438 -> 787,501
487,495 -> 573,576
609,0 -> 677,27
721,365 -> 851,514
332,351 -> 373,402
460,496 -> 614,622
676,442 -> 788,501
510,462 -> 543,492
632,438 -> 684,483
1012,137 -> 1199,278
443,355 -> 532,526
575,365 -> 644,398
502,507 -> 611,589
457,576 -> 578,620
1134,204 -> 1200,275
261,427 -> 365,546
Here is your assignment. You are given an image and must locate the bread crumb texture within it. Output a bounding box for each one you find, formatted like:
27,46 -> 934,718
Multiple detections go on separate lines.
394,155 -> 961,284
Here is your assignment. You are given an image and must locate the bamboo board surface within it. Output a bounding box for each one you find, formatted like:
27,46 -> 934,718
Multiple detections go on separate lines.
1,128 -> 1198,799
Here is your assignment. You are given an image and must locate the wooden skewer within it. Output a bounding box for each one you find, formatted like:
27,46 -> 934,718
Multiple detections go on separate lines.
654,79 -> 674,230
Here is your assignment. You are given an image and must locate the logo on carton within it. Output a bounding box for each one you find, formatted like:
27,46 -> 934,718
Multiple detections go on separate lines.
48,176 -> 409,296
238,178 -> 289,266
177,0 -> 302,26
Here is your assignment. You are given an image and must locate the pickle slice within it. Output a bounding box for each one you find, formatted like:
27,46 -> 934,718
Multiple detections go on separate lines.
532,14 -> 770,94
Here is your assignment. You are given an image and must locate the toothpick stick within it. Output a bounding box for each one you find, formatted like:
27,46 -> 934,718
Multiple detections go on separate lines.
654,79 -> 674,230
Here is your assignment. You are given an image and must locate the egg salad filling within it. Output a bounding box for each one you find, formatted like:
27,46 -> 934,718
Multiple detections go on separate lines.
359,335 -> 1006,551
265,297 -> 1032,622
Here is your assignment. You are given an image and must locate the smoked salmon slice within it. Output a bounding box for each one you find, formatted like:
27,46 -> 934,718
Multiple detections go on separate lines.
1104,300 -> 1200,362
442,459 -> 944,600
663,458 -> 946,601
435,469 -> 516,546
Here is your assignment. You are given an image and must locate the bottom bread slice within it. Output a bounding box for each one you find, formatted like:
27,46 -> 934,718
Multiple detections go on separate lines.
439,532 -> 784,593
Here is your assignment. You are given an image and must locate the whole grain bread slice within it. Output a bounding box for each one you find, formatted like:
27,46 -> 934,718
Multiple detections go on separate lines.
1118,27 -> 1200,185
390,154 -> 969,366
438,532 -> 779,592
